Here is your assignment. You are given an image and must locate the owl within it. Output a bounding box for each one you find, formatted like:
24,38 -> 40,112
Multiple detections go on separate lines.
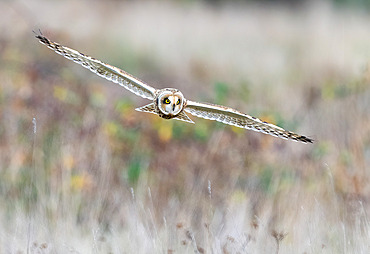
35,34 -> 313,144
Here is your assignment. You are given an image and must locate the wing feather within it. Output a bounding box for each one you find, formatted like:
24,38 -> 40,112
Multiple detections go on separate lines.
36,35 -> 156,100
185,101 -> 313,143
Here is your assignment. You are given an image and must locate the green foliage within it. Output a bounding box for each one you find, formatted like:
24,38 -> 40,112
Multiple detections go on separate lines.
339,149 -> 353,166
237,80 -> 251,103
333,0 -> 370,10
321,78 -> 368,100
18,166 -> 39,212
89,89 -> 106,108
259,166 -> 273,193
172,121 -> 189,139
115,98 -> 134,114
127,158 -> 142,184
311,142 -> 330,160
279,168 -> 296,187
214,82 -> 229,104
193,120 -> 210,141
105,120 -> 140,144
42,128 -> 61,170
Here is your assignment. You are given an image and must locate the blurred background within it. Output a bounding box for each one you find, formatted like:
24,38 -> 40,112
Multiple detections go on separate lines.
1,0 -> 370,253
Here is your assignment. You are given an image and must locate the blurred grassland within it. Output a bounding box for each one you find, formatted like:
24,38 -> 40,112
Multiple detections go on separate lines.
1,0 -> 370,253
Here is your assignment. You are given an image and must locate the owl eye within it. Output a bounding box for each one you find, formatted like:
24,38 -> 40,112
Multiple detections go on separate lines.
163,98 -> 171,104
176,99 -> 181,105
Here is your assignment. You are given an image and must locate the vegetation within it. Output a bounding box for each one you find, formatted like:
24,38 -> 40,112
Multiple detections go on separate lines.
0,0 -> 369,253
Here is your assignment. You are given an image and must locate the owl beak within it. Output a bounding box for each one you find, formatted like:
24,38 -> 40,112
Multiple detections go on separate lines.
172,104 -> 176,111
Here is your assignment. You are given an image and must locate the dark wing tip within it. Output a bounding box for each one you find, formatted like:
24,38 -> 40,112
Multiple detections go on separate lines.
33,29 -> 50,45
35,35 -> 50,45
298,135 -> 314,144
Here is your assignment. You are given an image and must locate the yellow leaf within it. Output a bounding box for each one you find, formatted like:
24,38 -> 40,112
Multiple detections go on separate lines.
231,125 -> 244,134
158,121 -> 173,142
230,189 -> 246,203
70,174 -> 91,191
103,121 -> 119,137
53,86 -> 68,101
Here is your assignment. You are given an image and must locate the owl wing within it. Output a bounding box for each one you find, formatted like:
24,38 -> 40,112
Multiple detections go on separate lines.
185,100 -> 313,143
36,35 -> 157,100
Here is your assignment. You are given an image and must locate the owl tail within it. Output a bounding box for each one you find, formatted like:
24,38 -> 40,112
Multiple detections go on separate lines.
172,111 -> 194,124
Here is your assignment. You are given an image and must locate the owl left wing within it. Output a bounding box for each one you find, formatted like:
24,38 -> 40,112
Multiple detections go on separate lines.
36,35 -> 157,100
185,100 -> 313,143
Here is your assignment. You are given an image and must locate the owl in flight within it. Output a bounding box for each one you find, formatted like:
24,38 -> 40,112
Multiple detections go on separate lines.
35,34 -> 313,143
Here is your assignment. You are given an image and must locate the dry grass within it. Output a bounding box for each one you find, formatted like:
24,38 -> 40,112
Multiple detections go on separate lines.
0,0 -> 370,253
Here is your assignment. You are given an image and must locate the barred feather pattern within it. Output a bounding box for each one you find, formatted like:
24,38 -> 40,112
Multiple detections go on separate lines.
185,101 -> 313,143
36,35 -> 156,100
36,34 -> 312,144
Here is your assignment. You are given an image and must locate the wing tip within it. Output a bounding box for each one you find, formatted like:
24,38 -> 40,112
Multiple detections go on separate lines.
33,29 -> 48,43
295,135 -> 314,144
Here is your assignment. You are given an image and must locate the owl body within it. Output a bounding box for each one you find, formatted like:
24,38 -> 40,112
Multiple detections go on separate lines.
136,88 -> 194,123
36,34 -> 313,143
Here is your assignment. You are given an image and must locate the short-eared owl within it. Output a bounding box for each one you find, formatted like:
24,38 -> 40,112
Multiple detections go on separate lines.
36,34 -> 313,143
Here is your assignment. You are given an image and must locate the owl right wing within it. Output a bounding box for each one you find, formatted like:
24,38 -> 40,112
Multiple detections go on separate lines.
185,100 -> 313,143
36,34 -> 157,100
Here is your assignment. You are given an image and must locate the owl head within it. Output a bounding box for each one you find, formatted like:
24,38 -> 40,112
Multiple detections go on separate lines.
157,89 -> 185,116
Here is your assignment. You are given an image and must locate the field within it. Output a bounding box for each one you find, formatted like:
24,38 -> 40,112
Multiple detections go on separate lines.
0,0 -> 370,253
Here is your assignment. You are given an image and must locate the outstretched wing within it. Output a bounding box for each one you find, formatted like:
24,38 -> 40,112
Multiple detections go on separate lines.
36,34 -> 157,100
185,100 -> 313,143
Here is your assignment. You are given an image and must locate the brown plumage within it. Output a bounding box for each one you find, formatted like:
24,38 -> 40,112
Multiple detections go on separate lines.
36,33 -> 313,144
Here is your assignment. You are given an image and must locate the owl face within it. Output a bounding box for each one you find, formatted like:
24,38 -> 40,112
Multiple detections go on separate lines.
157,89 -> 184,116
